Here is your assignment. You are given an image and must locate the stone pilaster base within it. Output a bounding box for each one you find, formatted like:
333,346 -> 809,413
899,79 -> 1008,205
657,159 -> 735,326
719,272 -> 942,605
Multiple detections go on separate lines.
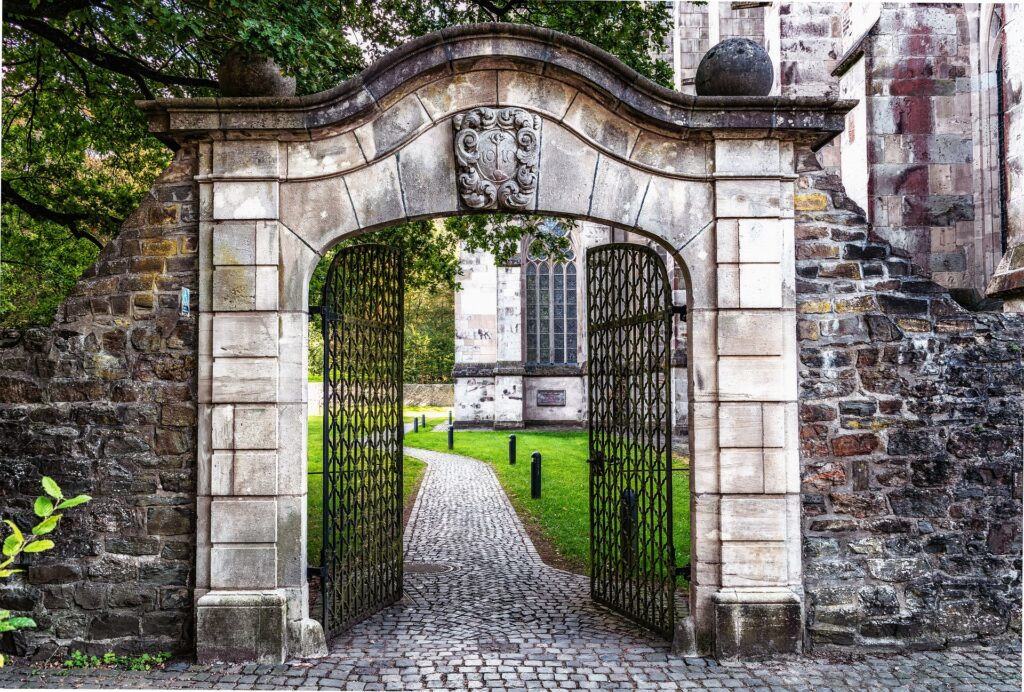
713,589 -> 802,659
196,591 -> 287,663
493,374 -> 525,429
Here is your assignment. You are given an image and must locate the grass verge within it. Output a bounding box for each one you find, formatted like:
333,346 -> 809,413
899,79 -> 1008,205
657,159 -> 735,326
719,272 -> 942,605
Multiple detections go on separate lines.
402,429 -> 690,577
307,416 -> 427,564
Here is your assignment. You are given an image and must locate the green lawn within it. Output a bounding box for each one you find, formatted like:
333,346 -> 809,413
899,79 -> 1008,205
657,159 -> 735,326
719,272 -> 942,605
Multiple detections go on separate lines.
402,430 -> 690,577
306,416 -> 426,564
402,405 -> 451,427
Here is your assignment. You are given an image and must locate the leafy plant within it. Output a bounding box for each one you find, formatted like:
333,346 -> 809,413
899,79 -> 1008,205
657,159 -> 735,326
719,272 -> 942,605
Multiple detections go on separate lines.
0,476 -> 91,667
63,650 -> 171,671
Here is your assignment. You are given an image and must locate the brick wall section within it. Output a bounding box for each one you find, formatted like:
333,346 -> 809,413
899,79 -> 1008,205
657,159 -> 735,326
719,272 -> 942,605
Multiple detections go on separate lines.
795,171 -> 1023,649
0,146 -> 199,659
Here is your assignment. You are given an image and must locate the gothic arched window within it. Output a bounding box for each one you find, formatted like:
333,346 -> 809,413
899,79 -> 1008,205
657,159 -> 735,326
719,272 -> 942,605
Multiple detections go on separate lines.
524,220 -> 578,365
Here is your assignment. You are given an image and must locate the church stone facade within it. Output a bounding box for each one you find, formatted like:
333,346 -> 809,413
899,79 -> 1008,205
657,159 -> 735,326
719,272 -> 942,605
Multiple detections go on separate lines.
452,1 -> 1024,427
453,223 -> 689,430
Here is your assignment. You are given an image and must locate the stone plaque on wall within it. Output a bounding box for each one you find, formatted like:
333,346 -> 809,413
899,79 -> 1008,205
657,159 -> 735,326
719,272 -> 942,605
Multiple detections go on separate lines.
454,107 -> 540,210
536,389 -> 567,407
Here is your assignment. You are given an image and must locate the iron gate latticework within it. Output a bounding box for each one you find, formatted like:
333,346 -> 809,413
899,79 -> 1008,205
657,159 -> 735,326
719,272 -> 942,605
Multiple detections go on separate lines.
321,244 -> 404,640
587,243 -> 676,638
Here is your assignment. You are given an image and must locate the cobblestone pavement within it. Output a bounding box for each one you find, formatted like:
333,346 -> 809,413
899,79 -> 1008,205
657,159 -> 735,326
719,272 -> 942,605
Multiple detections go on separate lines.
2,448 -> 1020,690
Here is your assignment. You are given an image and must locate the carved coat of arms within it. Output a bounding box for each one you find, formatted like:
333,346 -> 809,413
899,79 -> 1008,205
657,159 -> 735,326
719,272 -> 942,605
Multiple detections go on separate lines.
453,107 -> 540,210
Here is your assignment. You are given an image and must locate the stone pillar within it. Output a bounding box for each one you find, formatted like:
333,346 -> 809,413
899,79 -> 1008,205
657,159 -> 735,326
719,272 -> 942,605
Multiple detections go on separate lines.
494,260 -> 525,428
705,137 -> 802,658
195,140 -> 324,663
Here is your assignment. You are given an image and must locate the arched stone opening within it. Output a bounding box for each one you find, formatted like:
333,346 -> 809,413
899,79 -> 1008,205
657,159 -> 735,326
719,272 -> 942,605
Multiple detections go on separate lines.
137,23 -> 853,662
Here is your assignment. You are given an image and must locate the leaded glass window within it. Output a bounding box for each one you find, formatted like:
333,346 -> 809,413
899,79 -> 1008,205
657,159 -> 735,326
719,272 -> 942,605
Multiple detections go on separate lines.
524,220 -> 578,365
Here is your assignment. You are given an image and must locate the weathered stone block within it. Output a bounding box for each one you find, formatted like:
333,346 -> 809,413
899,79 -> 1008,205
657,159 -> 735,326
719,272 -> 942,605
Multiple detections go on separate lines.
233,451 -> 278,495
210,498 -> 277,543
400,122 -> 458,218
212,140 -> 280,178
287,133 -> 364,179
719,448 -> 764,493
418,73 -> 497,120
721,498 -> 787,542
716,180 -> 782,217
717,311 -> 785,356
211,358 -> 279,403
212,313 -> 278,358
497,72 -> 576,119
721,543 -> 789,586
562,93 -> 639,157
718,403 -> 762,448
715,139 -> 781,175
344,156 -> 405,229
233,405 -> 278,450
212,223 -> 256,267
196,591 -> 285,662
354,94 -> 430,160
713,590 -> 802,658
589,155 -> 650,228
536,124 -> 597,217
212,181 -> 277,220
279,177 -> 358,252
210,547 -> 277,590
211,266 -> 256,312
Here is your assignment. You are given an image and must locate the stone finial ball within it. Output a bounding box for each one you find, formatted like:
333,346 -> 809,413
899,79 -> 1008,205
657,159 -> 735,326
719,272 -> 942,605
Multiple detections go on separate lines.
695,38 -> 773,97
218,46 -> 297,98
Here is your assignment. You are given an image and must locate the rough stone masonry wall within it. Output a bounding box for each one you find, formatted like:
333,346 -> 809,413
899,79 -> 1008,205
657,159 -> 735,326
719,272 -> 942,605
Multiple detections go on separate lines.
794,172 -> 1023,649
0,147 -> 199,659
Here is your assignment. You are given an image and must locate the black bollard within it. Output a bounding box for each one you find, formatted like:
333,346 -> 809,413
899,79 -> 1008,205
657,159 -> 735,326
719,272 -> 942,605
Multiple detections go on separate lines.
531,451 -> 541,499
421,413 -> 426,428
413,417 -> 418,433
509,434 -> 516,465
448,410 -> 453,425
447,424 -> 454,450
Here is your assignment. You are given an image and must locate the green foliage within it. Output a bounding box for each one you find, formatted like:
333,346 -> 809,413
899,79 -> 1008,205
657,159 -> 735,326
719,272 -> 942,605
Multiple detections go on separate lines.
404,286 -> 455,384
63,650 -> 171,671
0,476 -> 91,664
2,1 -> 671,327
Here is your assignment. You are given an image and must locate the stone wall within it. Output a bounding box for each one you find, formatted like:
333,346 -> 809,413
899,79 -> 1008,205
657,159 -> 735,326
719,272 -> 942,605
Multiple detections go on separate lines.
865,4 -> 981,296
0,147 -> 199,659
794,169 -> 1023,649
403,383 -> 454,408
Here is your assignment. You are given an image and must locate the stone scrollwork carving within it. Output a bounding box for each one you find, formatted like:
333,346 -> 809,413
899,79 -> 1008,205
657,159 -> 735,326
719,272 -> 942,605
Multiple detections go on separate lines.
454,107 -> 540,210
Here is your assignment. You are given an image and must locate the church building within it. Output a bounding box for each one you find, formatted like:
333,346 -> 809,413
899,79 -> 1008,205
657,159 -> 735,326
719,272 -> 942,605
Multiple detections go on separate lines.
451,1 -> 1023,429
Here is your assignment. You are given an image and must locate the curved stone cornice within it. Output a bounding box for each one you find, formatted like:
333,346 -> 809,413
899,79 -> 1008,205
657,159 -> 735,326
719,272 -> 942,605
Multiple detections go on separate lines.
138,23 -> 855,151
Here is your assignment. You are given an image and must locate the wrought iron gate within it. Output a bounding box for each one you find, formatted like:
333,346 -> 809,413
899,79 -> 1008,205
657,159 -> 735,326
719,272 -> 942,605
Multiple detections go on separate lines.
586,243 -> 676,638
321,244 -> 404,640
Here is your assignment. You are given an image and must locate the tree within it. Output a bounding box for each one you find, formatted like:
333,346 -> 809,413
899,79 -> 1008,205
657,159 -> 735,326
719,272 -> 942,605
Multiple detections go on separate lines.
1,1 -> 671,326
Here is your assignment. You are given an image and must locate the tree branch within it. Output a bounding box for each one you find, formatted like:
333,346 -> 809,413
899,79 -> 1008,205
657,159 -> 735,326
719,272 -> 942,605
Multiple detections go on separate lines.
1,0 -> 95,22
1,180 -> 105,249
5,15 -> 219,92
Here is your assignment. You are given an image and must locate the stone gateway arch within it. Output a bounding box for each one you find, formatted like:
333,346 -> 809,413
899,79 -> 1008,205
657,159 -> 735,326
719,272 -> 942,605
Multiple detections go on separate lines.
137,24 -> 854,662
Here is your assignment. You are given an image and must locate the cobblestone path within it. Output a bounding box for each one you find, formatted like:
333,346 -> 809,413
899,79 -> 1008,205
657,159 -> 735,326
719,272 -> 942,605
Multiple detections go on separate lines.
1,448 -> 1020,690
